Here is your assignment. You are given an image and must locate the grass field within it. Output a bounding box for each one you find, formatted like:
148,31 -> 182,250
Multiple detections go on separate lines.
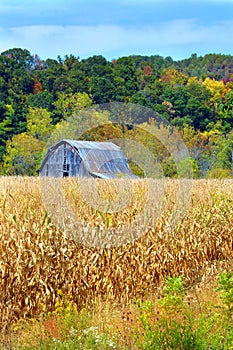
0,177 -> 232,349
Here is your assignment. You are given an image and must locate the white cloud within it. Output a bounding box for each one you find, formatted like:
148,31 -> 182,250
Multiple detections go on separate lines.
1,19 -> 233,60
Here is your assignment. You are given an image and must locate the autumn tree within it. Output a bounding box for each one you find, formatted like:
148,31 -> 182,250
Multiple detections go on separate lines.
3,133 -> 43,175
26,107 -> 53,140
53,92 -> 92,121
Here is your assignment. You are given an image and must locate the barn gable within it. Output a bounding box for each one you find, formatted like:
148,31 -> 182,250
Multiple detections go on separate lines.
39,139 -> 136,178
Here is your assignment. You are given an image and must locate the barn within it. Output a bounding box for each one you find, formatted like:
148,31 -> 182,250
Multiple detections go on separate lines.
39,139 -> 136,178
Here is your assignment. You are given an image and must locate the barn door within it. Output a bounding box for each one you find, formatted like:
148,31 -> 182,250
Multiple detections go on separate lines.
63,144 -> 70,177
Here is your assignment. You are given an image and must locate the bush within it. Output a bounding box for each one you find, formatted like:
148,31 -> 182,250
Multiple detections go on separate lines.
207,167 -> 232,179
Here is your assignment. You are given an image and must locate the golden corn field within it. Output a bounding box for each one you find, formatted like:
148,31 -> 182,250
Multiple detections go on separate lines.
0,176 -> 232,332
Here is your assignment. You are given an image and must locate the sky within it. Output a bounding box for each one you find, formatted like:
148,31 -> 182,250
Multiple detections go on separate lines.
1,0 -> 233,61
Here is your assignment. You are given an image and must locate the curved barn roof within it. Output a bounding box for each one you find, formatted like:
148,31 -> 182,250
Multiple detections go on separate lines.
65,139 -> 121,151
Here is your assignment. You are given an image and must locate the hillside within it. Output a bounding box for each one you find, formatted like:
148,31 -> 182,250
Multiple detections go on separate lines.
0,48 -> 232,177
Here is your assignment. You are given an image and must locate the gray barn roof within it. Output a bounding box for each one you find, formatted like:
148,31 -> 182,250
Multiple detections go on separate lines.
66,139 -> 120,151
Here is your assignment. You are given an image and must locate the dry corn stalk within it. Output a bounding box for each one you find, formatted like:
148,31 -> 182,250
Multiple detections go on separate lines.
0,177 -> 232,328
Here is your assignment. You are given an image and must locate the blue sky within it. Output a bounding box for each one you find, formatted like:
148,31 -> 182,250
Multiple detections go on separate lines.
1,0 -> 233,61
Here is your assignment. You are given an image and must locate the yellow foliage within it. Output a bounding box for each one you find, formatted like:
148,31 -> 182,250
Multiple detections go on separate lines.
26,107 -> 53,140
202,77 -> 229,100
160,68 -> 188,85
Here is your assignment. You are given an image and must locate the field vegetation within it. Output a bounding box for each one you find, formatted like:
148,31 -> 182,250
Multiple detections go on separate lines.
0,177 -> 232,349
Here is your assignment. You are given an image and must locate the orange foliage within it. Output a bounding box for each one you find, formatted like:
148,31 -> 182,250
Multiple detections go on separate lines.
142,65 -> 154,77
33,76 -> 43,94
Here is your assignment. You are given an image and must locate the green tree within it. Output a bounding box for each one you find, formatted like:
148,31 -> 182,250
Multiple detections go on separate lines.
113,56 -> 138,101
35,58 -> 66,93
0,103 -> 17,163
218,90 -> 233,132
26,91 -> 54,112
212,132 -> 233,170
3,133 -> 44,175
89,76 -> 115,103
185,81 -> 213,130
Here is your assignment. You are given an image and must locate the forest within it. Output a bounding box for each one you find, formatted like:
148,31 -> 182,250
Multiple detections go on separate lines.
0,48 -> 232,178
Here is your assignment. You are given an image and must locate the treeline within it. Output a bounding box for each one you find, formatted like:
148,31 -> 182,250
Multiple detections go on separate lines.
0,48 -> 232,177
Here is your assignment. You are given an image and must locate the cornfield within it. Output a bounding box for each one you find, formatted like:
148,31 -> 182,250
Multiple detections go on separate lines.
0,176 -> 232,330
